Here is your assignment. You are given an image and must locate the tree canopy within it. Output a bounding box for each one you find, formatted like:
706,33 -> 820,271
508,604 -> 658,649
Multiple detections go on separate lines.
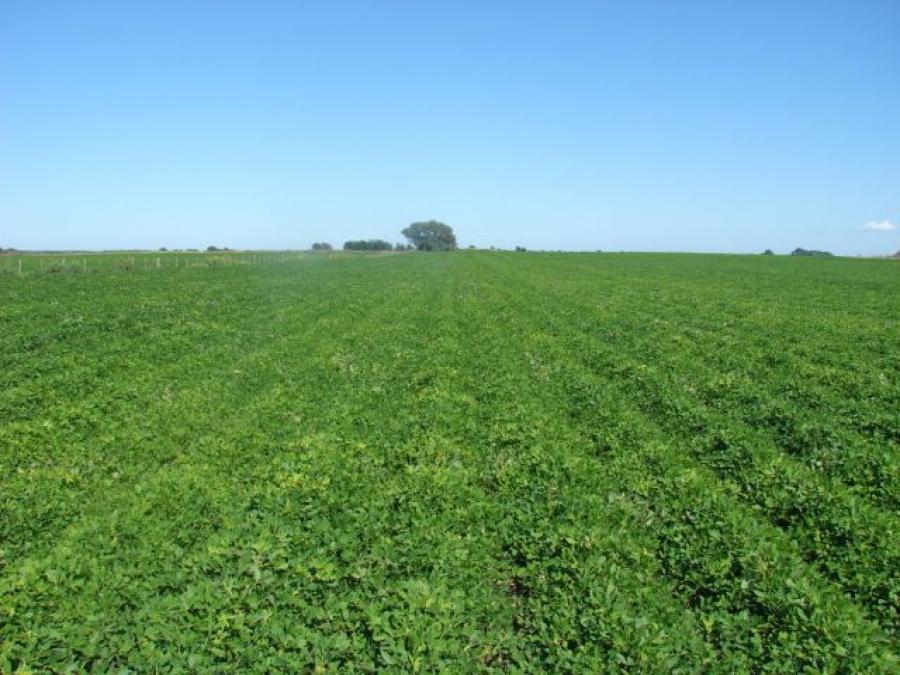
344,239 -> 393,251
402,221 -> 457,251
791,248 -> 833,257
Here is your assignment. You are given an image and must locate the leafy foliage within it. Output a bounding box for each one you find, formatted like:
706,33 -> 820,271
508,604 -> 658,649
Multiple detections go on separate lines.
343,239 -> 393,251
1,251 -> 897,671
401,221 -> 457,251
791,247 -> 834,257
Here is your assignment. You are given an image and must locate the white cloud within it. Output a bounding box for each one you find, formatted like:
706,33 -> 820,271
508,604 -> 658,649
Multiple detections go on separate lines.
862,220 -> 897,232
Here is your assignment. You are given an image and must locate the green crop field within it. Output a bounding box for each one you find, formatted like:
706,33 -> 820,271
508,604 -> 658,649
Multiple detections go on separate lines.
1,251 -> 898,672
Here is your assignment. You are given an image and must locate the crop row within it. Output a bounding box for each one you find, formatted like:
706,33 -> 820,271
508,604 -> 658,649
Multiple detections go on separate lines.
2,252 -> 897,671
480,256 -> 898,636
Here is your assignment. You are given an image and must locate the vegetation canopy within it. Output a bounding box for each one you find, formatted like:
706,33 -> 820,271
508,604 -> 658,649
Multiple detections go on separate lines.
791,247 -> 834,257
401,220 -> 457,251
342,239 -> 393,251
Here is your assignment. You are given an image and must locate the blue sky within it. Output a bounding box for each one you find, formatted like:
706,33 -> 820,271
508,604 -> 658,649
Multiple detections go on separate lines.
1,1 -> 898,254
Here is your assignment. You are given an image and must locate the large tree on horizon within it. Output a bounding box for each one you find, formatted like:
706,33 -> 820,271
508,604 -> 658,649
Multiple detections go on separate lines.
402,220 -> 457,251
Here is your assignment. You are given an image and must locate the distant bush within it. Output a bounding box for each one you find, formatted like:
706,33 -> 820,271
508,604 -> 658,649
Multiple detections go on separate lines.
762,249 -> 774,255
515,246 -> 527,252
311,242 -> 333,250
343,240 -> 393,251
791,248 -> 833,257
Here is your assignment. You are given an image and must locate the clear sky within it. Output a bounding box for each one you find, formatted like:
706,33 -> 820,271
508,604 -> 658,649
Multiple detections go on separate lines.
2,1 -> 898,254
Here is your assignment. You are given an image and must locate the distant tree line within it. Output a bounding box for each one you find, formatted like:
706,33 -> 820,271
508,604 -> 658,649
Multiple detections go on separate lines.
343,239 -> 393,251
791,248 -> 833,257
322,221 -> 459,253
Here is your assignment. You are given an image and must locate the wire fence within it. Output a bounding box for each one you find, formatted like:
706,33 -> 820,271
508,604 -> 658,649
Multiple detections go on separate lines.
0,250 -> 347,277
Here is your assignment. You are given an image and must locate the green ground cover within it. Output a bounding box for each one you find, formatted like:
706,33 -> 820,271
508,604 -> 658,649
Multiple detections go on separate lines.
1,251 -> 898,671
